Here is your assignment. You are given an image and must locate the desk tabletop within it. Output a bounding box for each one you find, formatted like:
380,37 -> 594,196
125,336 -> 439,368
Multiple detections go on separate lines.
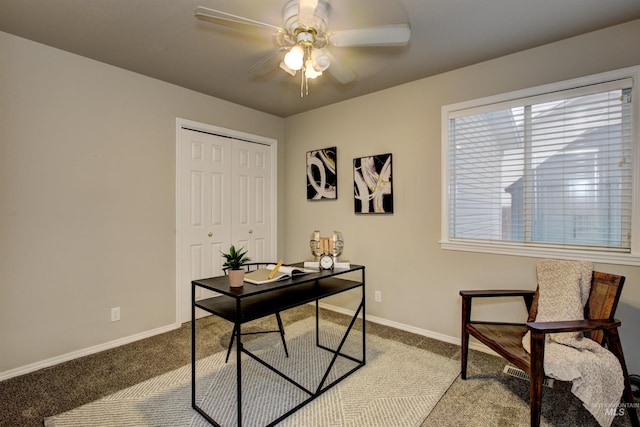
192,263 -> 364,299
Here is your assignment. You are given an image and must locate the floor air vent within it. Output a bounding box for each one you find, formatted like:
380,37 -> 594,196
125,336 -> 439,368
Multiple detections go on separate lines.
503,365 -> 554,388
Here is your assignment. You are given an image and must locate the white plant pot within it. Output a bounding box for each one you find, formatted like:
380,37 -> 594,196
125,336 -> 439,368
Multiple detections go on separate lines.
228,269 -> 245,287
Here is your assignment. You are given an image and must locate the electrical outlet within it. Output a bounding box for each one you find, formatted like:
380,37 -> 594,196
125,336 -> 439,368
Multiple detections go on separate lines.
111,307 -> 121,322
374,291 -> 382,303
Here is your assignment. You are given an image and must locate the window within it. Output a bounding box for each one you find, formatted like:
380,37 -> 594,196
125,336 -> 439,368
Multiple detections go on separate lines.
441,67 -> 640,265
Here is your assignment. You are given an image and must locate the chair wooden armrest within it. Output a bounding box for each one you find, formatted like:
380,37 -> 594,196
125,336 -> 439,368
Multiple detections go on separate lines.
461,289 -> 537,329
460,289 -> 536,298
526,318 -> 621,334
460,289 -> 537,316
460,289 -> 538,326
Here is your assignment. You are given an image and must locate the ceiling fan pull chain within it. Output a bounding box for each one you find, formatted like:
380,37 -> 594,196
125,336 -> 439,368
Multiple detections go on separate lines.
300,71 -> 304,97
301,70 -> 310,97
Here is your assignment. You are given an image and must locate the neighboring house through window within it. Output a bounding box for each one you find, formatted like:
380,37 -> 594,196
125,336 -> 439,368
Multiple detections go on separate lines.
441,67 -> 640,265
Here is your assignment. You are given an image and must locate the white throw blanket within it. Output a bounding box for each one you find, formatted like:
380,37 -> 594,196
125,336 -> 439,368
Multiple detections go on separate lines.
522,260 -> 624,427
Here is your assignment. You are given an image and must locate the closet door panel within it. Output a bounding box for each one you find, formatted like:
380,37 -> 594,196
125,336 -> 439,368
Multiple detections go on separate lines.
232,141 -> 272,262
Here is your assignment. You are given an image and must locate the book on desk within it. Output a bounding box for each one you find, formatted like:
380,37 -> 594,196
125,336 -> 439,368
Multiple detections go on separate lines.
243,264 -> 317,285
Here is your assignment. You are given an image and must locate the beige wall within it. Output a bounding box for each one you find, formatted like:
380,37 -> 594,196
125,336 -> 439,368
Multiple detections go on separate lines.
283,20 -> 640,375
3,19 -> 640,380
0,32 -> 285,375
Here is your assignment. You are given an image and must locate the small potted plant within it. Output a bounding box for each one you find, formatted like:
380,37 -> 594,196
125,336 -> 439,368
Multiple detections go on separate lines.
220,245 -> 250,287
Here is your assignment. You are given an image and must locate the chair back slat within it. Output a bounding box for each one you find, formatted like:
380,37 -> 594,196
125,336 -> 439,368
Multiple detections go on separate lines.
586,272 -> 625,344
527,288 -> 540,323
525,271 -> 625,344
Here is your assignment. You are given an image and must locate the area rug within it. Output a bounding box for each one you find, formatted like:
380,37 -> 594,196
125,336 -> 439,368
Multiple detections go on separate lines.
44,317 -> 459,427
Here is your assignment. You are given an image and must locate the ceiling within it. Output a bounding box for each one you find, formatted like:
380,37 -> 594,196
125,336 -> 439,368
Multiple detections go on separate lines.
1,0 -> 639,118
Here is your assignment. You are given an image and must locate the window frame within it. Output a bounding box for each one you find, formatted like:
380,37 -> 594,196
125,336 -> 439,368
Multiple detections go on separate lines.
440,66 -> 640,266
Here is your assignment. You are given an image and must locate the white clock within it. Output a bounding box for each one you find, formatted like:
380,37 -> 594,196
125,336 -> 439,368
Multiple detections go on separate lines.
319,254 -> 334,270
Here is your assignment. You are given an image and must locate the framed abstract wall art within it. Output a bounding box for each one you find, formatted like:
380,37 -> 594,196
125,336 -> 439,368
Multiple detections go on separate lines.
306,147 -> 337,200
353,153 -> 393,214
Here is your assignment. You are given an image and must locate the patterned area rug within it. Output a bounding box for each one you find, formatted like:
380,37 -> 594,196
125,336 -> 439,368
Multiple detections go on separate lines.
44,317 -> 459,427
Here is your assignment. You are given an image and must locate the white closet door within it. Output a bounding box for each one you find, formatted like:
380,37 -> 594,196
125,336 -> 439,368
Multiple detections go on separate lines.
231,140 -> 272,262
180,129 -> 232,321
178,125 -> 276,323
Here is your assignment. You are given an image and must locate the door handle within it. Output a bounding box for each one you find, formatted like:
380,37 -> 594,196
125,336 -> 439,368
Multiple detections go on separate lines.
248,229 -> 253,234
208,232 -> 213,237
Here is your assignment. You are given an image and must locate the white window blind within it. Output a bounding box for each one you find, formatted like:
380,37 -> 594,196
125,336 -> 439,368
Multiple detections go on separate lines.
447,78 -> 633,252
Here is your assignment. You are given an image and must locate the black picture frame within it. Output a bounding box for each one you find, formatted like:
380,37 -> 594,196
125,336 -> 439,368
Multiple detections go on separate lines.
353,153 -> 393,214
306,147 -> 337,200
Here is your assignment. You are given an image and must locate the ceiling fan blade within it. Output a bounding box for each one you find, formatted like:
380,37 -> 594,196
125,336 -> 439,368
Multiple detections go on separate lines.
330,23 -> 411,47
324,51 -> 357,84
194,6 -> 282,32
297,0 -> 328,30
248,48 -> 288,76
297,0 -> 317,26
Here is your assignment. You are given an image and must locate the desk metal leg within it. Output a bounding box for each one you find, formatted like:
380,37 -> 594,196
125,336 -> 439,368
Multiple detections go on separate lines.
235,299 -> 242,427
315,302 -> 363,391
315,300 -> 320,347
362,268 -> 366,364
191,283 -> 196,410
192,283 -> 223,427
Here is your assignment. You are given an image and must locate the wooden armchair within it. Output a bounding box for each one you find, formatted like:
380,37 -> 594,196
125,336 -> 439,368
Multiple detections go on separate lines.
460,271 -> 639,427
223,262 -> 289,363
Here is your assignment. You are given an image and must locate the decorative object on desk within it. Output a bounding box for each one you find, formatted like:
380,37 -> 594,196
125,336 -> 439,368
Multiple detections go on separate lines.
309,230 -> 322,258
306,146 -> 337,200
220,245 -> 250,287
306,230 -> 350,269
353,153 -> 393,214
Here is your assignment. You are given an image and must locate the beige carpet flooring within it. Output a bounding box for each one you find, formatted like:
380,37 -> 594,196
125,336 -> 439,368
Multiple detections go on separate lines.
0,305 -> 637,426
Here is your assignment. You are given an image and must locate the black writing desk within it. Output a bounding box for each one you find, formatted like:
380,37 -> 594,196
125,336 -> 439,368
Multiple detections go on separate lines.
191,263 -> 365,426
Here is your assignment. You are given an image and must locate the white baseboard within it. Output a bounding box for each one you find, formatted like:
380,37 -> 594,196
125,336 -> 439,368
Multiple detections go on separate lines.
0,322 -> 182,382
1,304 -> 499,382
316,301 -> 498,356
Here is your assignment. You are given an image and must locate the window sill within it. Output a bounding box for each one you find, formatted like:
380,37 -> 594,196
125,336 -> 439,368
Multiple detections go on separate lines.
440,240 -> 640,267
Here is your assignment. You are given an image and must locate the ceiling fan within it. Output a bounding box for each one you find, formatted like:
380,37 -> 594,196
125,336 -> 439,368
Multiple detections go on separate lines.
194,0 -> 411,96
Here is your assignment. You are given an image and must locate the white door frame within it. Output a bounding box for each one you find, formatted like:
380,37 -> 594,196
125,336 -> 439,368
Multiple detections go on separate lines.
175,117 -> 278,324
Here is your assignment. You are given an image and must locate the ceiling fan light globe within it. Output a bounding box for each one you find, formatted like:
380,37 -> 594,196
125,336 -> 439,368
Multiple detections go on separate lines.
284,45 -> 304,70
311,49 -> 330,72
304,62 -> 322,79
